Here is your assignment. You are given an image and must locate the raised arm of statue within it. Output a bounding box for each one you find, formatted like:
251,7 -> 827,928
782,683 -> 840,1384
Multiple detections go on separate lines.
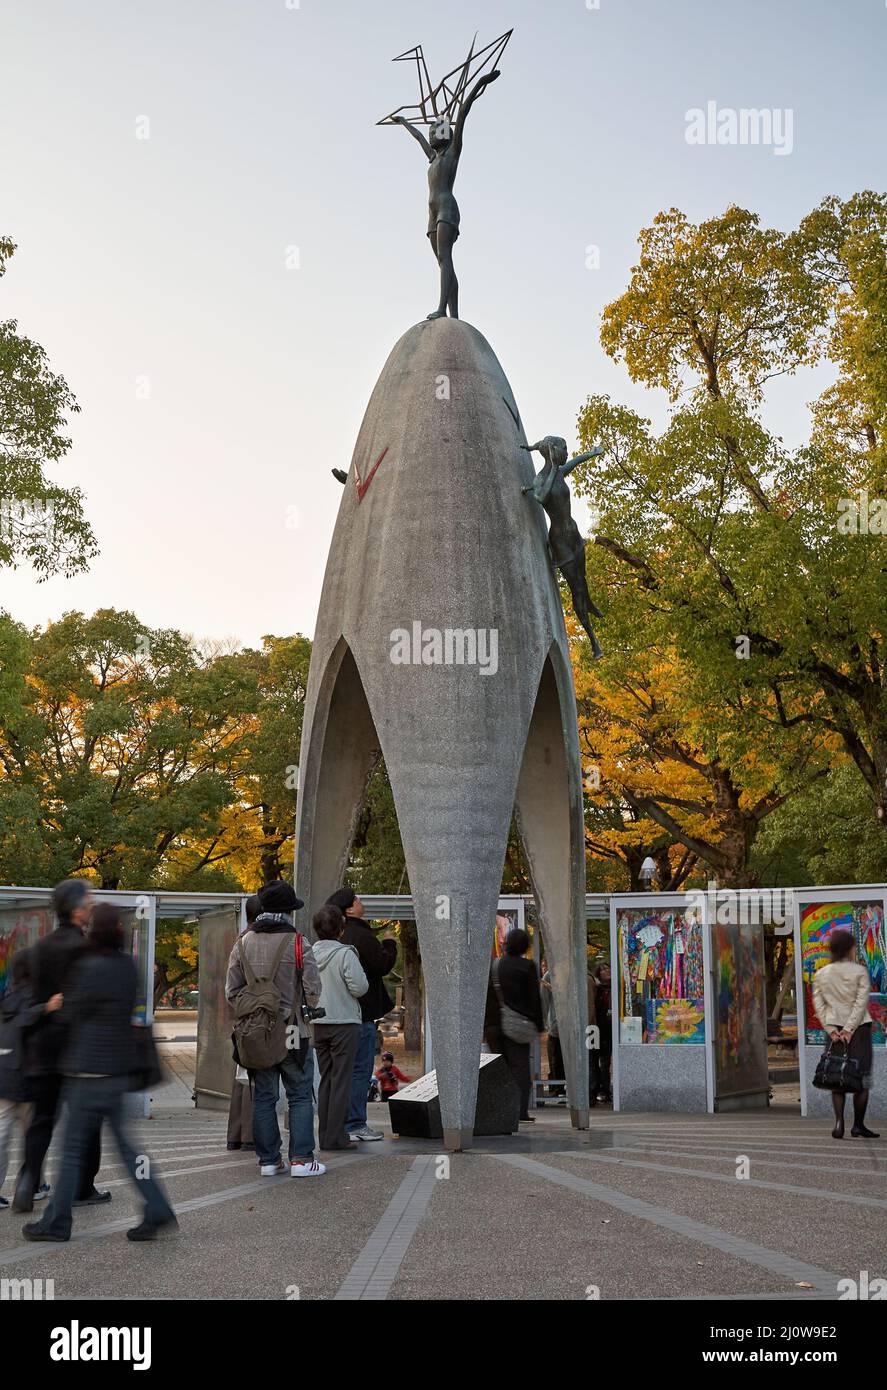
451,70 -> 500,158
392,115 -> 434,160
560,445 -> 606,478
520,441 -> 558,506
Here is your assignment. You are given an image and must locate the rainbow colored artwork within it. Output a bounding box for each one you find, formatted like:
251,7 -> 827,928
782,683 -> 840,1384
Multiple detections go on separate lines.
646,997 -> 705,1043
801,899 -> 886,1043
618,905 -> 706,1042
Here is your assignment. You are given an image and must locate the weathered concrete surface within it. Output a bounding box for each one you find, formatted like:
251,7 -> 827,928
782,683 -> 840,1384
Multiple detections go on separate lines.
295,318 -> 588,1147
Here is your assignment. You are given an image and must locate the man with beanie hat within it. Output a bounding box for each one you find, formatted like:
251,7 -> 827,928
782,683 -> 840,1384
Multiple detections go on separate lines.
225,880 -> 325,1177
13,879 -> 108,1213
326,889 -> 397,1142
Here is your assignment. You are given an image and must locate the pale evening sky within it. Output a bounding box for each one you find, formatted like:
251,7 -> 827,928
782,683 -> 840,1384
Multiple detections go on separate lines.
2,0 -> 885,646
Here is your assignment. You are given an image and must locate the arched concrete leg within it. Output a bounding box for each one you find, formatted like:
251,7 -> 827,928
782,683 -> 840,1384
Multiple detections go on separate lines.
383,745 -> 520,1152
514,652 -> 589,1128
294,640 -> 381,928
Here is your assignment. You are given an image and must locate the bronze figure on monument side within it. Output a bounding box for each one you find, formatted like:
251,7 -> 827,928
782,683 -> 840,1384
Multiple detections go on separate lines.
521,436 -> 606,658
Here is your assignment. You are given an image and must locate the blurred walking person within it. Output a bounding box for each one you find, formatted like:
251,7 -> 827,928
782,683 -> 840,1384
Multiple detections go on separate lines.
23,904 -> 177,1242
311,904 -> 368,1150
13,879 -> 107,1213
813,929 -> 879,1140
0,950 -> 62,1209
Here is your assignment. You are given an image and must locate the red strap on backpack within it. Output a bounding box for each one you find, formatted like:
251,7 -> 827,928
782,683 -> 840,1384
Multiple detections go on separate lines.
294,933 -> 303,972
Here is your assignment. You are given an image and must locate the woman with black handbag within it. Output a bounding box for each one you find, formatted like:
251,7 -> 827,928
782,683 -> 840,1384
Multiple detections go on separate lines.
812,929 -> 879,1140
487,928 -> 544,1122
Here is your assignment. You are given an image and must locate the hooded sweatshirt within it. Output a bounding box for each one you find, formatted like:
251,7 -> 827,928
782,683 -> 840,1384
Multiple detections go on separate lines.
312,939 -> 368,1025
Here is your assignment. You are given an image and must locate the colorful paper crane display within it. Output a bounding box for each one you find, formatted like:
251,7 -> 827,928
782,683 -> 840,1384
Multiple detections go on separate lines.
617,906 -> 706,1043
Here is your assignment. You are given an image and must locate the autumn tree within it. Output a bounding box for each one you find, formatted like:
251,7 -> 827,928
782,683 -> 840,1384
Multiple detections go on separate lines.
576,641 -> 827,888
570,195 -> 887,883
0,609 -> 311,891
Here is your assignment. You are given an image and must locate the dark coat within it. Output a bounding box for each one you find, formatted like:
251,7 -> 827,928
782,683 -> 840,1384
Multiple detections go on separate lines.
340,918 -> 396,1023
26,920 -> 88,1075
60,950 -> 137,1078
488,954 -> 544,1032
0,984 -> 45,1101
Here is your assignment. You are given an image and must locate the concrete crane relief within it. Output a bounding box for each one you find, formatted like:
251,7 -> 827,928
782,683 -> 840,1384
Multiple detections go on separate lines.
521,437 -> 607,660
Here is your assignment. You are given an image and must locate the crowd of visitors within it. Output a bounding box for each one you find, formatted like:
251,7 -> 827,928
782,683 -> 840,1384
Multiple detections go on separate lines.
1,874 -> 623,1219
223,881 -> 399,1178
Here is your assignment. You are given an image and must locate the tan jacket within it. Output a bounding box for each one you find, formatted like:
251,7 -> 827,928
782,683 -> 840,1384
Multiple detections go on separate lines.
812,961 -> 872,1035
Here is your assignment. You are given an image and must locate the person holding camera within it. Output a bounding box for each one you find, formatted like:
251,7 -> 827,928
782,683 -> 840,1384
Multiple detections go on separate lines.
225,881 -> 325,1178
311,904 -> 369,1151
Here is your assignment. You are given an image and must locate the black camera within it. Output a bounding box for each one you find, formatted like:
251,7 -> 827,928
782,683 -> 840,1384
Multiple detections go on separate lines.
302,1003 -> 326,1023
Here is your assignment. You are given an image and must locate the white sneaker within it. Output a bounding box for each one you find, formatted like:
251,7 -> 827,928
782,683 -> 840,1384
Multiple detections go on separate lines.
290,1159 -> 326,1178
260,1159 -> 287,1176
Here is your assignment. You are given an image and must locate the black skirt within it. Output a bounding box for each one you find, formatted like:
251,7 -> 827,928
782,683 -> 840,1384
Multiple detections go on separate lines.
850,1021 -> 874,1087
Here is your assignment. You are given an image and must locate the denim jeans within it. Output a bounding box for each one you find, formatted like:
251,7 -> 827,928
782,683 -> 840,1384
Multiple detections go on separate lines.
346,1021 -> 378,1132
15,1072 -> 101,1205
36,1077 -> 174,1239
252,1050 -> 316,1163
0,1099 -> 28,1190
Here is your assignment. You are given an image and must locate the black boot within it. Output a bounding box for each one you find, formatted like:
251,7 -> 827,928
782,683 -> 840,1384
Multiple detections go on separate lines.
127,1215 -> 178,1242
22,1222 -> 67,1242
851,1090 -> 879,1138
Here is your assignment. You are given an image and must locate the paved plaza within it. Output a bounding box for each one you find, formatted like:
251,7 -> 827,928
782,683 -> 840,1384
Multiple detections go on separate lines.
1,1032 -> 883,1301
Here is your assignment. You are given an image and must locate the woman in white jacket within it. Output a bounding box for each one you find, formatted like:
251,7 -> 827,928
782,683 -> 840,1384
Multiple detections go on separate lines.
812,928 -> 878,1139
311,905 -> 369,1151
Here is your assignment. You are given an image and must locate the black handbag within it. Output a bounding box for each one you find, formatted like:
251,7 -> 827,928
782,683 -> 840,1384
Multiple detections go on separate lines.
129,1022 -> 164,1091
812,1038 -> 864,1093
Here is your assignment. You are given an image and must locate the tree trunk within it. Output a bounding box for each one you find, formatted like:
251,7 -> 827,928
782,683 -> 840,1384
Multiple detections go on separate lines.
400,920 -> 422,1052
260,803 -> 282,883
767,937 -> 793,1027
153,963 -> 198,1011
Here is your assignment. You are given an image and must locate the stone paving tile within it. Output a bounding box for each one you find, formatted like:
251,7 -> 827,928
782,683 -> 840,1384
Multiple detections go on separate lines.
540,1150 -> 886,1293
2,1106 -> 879,1300
389,1151 -> 791,1301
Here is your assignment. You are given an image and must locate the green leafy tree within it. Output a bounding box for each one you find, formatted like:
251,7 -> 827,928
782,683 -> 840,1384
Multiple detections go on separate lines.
0,239 -> 96,576
0,610 -> 312,891
572,195 -> 887,881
